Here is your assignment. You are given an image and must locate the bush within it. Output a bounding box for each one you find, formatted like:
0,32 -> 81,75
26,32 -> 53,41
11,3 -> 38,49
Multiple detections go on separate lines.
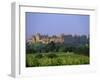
26,54 -> 34,67
26,53 -> 89,67
47,53 -> 58,58
56,57 -> 66,65
32,58 -> 41,66
74,46 -> 89,56
39,58 -> 52,66
35,54 -> 44,58
58,46 -> 66,52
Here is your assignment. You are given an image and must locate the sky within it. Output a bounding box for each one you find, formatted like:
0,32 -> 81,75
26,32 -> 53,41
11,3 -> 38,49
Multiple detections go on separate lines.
26,12 -> 89,39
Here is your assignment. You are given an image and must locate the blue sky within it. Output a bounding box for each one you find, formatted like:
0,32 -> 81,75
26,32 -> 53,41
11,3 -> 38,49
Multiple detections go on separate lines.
26,12 -> 89,39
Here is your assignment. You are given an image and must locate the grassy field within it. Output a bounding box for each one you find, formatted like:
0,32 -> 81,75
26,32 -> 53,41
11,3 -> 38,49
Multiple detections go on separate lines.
26,52 -> 89,67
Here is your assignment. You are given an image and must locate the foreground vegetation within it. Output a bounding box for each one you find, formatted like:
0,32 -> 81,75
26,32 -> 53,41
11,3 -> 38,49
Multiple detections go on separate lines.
26,52 -> 89,67
26,36 -> 89,67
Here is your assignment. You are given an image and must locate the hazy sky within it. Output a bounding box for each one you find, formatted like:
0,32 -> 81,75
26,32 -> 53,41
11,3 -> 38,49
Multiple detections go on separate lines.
26,12 -> 89,39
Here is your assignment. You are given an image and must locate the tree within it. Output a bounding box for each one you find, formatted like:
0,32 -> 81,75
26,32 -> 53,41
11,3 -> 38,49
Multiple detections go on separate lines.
26,42 -> 36,53
46,41 -> 56,52
74,45 -> 89,56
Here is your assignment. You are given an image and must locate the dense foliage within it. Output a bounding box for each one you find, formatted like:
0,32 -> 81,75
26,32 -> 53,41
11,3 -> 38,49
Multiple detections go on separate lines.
26,53 -> 89,67
26,35 -> 89,67
26,41 -> 89,56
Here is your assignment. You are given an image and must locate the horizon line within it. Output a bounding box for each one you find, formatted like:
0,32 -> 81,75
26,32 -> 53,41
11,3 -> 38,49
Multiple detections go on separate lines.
26,33 -> 89,40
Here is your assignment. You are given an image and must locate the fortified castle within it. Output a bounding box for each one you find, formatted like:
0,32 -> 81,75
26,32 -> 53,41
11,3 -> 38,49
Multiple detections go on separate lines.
27,33 -> 64,44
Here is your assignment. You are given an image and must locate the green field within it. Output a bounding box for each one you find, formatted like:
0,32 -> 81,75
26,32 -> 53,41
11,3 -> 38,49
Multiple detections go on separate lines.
26,52 -> 89,67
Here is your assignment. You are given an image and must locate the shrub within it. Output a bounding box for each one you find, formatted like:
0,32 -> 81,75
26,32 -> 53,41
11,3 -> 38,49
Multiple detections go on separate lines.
56,57 -> 66,65
58,46 -> 66,52
32,58 -> 41,66
47,53 -> 58,58
26,52 -> 89,67
35,54 -> 44,58
26,54 -> 34,67
74,46 -> 89,56
39,58 -> 52,66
